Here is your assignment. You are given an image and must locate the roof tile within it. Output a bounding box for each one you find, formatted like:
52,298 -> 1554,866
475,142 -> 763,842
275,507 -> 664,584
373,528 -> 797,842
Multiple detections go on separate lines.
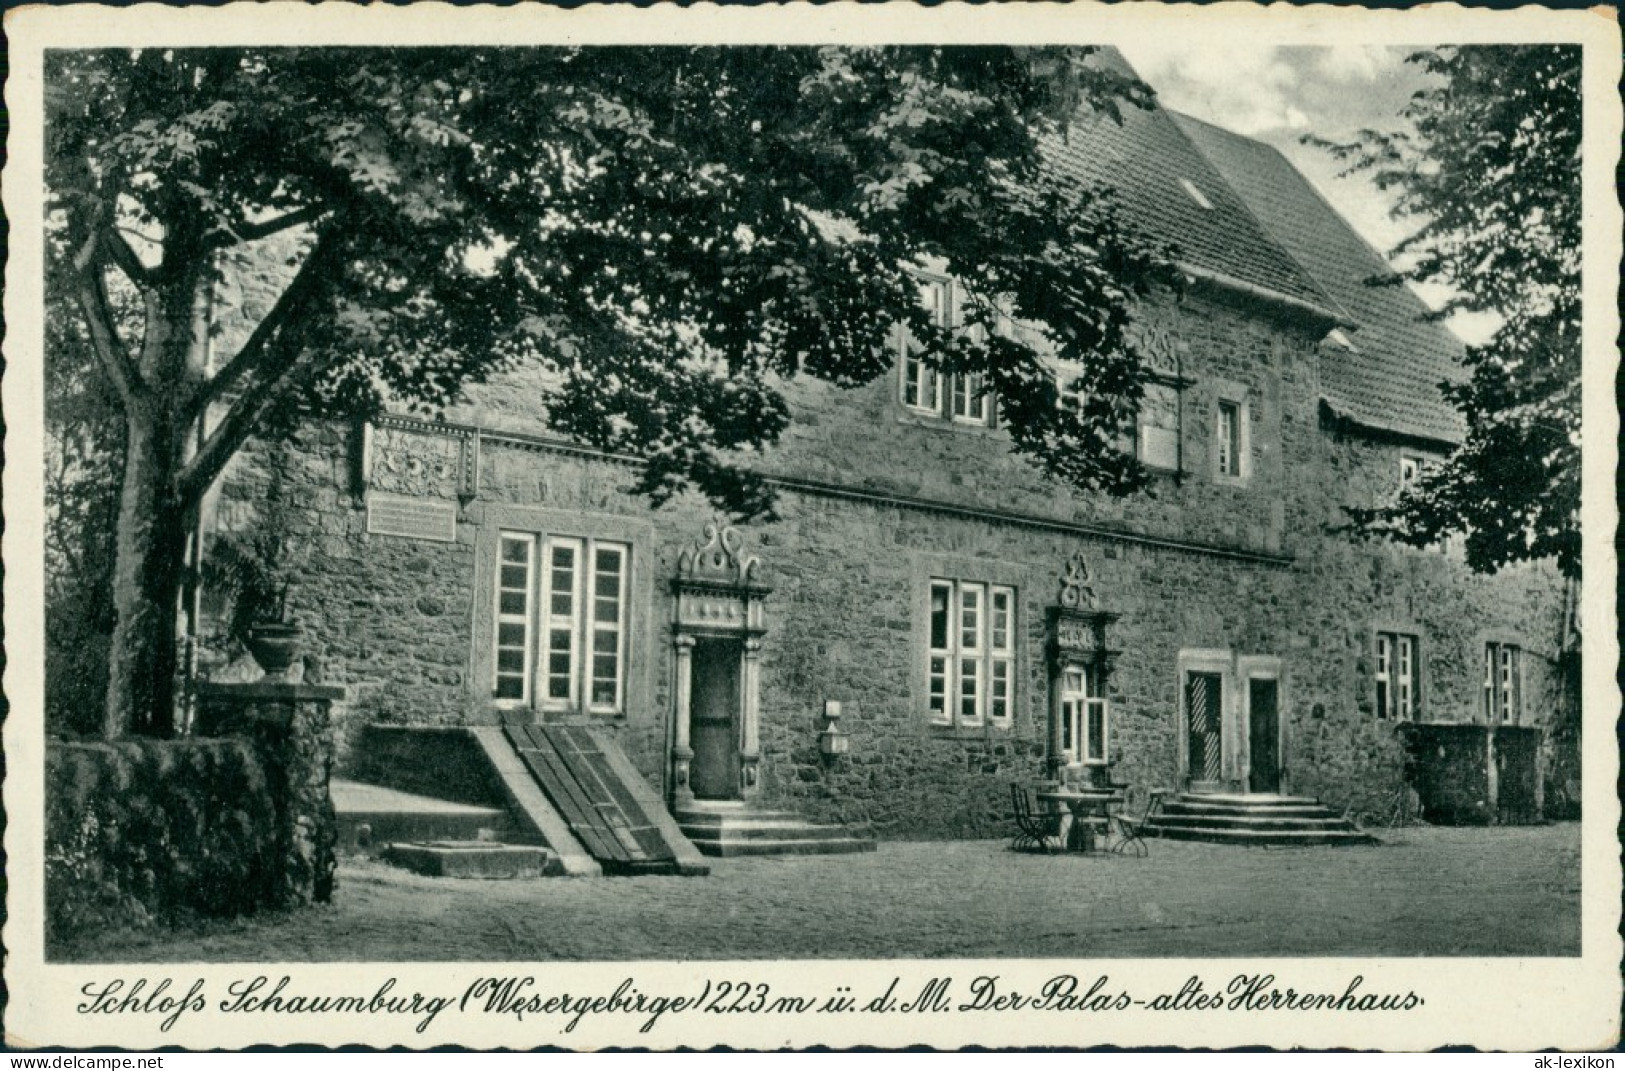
1170,111 -> 1466,443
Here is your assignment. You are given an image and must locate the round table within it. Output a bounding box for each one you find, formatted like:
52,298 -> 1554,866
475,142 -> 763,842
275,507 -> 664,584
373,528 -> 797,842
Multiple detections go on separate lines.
1036,788 -> 1124,853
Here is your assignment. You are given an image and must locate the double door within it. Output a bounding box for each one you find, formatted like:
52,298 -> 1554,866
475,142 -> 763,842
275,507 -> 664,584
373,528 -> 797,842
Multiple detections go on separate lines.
1182,661 -> 1282,794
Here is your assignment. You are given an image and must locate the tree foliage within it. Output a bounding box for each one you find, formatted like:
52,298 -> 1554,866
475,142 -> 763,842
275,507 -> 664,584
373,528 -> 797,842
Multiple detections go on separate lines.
47,46 -> 1178,735
1310,45 -> 1582,578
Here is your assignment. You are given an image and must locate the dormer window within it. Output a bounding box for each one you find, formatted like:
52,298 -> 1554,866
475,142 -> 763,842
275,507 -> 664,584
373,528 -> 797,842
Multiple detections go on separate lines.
1399,454 -> 1432,492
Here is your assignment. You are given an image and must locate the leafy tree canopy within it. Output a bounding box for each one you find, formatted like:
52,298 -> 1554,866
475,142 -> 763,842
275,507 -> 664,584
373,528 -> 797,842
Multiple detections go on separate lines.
1309,45 -> 1582,578
46,46 -> 1178,735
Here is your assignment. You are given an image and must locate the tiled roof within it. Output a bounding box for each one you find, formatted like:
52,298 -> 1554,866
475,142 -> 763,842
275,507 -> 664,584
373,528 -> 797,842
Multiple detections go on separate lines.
1043,55 -> 1344,324
1170,111 -> 1466,444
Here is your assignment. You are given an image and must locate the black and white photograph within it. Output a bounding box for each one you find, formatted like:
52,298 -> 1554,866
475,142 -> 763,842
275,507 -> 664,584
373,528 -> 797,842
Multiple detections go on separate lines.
5,1 -> 1620,1053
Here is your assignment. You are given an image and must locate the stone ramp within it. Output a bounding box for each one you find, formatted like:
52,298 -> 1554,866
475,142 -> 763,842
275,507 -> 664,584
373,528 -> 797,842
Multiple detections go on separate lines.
676,803 -> 878,857
1141,792 -> 1378,847
501,724 -> 710,876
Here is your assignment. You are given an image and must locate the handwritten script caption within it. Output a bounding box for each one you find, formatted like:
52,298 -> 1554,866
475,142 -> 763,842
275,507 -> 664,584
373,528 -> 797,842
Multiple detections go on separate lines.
77,972 -> 1425,1036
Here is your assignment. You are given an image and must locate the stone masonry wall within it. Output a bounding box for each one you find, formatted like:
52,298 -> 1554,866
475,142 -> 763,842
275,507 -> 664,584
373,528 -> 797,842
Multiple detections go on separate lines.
47,739 -> 281,945
211,284 -> 1570,837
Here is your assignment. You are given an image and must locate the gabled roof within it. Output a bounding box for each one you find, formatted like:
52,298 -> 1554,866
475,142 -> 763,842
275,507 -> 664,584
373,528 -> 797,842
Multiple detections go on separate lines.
1043,50 -> 1348,328
1170,111 -> 1467,444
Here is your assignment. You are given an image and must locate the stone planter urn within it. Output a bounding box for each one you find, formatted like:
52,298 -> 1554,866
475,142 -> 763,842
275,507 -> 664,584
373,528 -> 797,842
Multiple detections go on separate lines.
244,621 -> 302,678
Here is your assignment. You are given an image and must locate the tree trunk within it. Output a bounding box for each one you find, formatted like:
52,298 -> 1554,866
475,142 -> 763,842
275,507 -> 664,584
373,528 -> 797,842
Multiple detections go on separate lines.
101,390 -> 191,737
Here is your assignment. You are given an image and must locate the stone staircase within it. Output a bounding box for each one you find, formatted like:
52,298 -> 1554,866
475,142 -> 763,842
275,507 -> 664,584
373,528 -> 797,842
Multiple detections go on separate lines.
334,779 -> 568,878
1141,793 -> 1379,847
334,779 -> 524,852
675,803 -> 878,857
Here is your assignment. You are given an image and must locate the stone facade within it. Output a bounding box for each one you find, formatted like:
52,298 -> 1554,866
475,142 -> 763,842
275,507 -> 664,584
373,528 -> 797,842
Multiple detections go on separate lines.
206,280 -> 1574,839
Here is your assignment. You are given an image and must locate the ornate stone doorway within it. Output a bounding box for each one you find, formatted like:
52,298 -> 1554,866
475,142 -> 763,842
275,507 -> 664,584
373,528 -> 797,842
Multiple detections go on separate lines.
669,520 -> 768,807
1046,553 -> 1121,783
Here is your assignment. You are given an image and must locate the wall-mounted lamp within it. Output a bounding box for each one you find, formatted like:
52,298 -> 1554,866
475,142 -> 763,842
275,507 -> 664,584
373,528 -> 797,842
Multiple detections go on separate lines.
818,700 -> 851,758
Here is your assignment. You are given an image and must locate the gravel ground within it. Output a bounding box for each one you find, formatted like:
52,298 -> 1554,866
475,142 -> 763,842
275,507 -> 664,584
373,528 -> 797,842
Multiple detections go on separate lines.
56,824 -> 1580,962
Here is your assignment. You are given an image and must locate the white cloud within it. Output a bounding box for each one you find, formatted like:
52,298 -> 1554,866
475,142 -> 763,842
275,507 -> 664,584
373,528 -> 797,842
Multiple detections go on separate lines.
1117,44 -> 1311,137
1315,45 -> 1400,82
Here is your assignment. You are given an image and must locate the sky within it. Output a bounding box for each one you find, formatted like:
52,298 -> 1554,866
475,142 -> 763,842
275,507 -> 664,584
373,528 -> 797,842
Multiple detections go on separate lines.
1116,43 -> 1494,344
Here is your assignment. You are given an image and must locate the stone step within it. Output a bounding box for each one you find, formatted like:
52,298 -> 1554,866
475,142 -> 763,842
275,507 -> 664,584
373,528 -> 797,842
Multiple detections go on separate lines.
1174,792 -> 1322,807
684,836 -> 880,858
1145,825 -> 1379,847
1161,800 -> 1330,816
382,840 -> 562,878
334,779 -> 524,851
673,808 -> 811,827
1150,813 -> 1362,832
1162,797 -> 1327,814
678,818 -> 868,842
674,806 -> 877,857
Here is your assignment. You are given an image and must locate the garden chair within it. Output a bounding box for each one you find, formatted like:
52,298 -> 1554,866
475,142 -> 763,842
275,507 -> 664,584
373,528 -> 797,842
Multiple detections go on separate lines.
1009,783 -> 1063,854
1105,787 -> 1160,857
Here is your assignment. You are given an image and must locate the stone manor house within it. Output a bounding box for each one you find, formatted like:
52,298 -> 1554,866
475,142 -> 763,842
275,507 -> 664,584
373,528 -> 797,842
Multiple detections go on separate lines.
201,64 -> 1576,868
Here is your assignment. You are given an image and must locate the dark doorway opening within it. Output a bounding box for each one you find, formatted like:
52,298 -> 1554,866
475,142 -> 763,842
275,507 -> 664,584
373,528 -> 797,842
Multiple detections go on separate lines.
689,639 -> 742,800
1248,677 -> 1281,794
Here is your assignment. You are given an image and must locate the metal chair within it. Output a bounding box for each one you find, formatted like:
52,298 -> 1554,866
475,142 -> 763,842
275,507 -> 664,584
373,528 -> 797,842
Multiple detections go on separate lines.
1009,783 -> 1063,853
1105,786 -> 1157,857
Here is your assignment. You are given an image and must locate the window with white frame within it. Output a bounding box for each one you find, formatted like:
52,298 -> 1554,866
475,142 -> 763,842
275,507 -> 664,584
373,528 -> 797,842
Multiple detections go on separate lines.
1483,642 -> 1522,723
898,278 -> 995,427
951,370 -> 992,424
1055,361 -> 1087,415
928,579 -> 1015,728
1059,664 -> 1108,766
1399,455 -> 1422,492
494,531 -> 629,713
1374,630 -> 1419,720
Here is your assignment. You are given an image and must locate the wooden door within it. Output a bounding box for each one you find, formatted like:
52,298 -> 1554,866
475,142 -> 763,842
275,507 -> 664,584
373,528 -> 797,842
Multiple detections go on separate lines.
689,639 -> 742,800
1185,671 -> 1223,790
1247,677 -> 1280,794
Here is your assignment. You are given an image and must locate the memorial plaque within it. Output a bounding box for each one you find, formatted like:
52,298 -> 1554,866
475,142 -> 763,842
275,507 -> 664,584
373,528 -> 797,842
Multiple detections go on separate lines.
366,491 -> 458,542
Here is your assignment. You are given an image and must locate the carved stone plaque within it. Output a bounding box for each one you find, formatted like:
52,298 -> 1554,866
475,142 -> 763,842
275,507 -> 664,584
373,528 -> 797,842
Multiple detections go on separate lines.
366,492 -> 458,543
1056,620 -> 1094,650
371,426 -> 462,499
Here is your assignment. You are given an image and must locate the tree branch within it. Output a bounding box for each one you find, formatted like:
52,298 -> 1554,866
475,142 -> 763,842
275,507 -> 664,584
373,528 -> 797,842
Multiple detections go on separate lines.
175,232 -> 350,505
104,228 -> 158,287
176,334 -> 342,509
182,228 -> 344,428
73,259 -> 144,406
226,205 -> 327,245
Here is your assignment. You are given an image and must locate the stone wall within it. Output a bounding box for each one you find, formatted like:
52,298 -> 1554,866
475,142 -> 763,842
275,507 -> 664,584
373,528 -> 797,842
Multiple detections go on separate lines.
207,285 -> 1572,838
47,739 -> 281,943
48,682 -> 340,947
